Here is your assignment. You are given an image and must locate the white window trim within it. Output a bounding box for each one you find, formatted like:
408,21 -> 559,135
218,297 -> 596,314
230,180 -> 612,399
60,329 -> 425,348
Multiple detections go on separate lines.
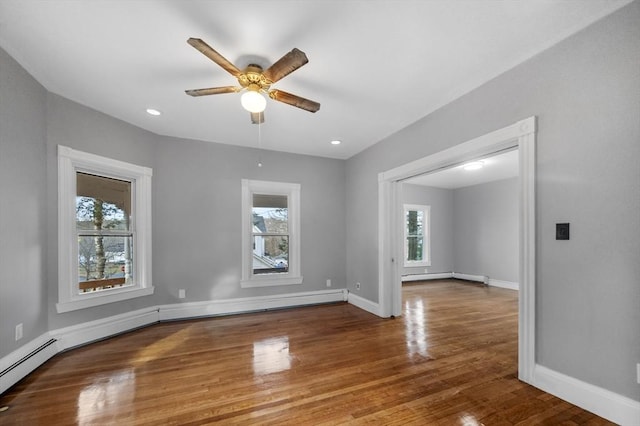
403,204 -> 431,268
57,145 -> 153,313
241,179 -> 302,288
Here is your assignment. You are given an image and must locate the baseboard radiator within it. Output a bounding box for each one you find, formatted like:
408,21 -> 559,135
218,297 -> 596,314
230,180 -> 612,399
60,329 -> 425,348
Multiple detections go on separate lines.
402,272 -> 488,284
0,339 -> 57,394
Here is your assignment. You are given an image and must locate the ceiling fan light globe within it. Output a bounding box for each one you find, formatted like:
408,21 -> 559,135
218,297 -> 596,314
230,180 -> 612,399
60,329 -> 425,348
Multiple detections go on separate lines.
241,90 -> 267,113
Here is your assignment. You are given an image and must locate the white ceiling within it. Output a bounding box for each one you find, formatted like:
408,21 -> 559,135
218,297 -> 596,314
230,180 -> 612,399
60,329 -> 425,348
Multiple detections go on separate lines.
0,0 -> 631,159
403,149 -> 519,189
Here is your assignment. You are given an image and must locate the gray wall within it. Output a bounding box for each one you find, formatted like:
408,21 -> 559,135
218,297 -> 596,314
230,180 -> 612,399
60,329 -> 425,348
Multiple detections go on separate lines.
1,0 -> 638,403
0,50 -> 346,337
346,2 -> 639,400
401,183 -> 453,275
452,177 -> 518,283
402,178 -> 518,282
152,135 -> 346,304
0,48 -> 49,358
45,94 -> 161,330
44,94 -> 346,330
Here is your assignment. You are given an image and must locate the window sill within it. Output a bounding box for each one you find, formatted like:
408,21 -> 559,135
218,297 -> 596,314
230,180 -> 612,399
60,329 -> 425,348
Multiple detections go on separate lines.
56,286 -> 154,313
240,275 -> 304,288
403,261 -> 431,268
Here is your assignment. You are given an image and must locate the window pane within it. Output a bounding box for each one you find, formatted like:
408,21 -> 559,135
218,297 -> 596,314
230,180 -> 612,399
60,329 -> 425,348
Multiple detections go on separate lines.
78,235 -> 133,292
253,235 -> 289,274
406,210 -> 424,237
252,194 -> 288,234
406,236 -> 423,261
76,172 -> 131,231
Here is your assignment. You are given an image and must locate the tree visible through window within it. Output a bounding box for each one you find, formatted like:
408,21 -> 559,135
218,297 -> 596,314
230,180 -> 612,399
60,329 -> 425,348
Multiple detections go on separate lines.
404,204 -> 431,266
76,172 -> 133,292
57,145 -> 153,313
406,209 -> 423,261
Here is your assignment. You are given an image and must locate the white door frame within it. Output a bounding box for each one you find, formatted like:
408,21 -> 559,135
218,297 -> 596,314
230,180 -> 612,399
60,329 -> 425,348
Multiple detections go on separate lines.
377,116 -> 536,383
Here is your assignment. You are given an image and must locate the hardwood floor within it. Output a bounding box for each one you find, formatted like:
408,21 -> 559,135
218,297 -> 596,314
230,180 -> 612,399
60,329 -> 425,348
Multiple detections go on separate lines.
0,280 -> 613,425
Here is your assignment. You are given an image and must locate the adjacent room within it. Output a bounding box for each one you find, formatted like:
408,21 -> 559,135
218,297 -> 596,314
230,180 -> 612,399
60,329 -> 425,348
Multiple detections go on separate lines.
1,1 -> 638,424
400,149 -> 520,289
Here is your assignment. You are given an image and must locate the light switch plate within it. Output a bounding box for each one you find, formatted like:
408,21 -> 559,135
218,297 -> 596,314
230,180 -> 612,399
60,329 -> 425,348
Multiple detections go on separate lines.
556,223 -> 570,240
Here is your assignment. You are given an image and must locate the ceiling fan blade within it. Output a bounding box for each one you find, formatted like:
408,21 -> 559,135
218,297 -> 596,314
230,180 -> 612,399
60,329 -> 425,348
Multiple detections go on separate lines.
263,48 -> 309,83
187,38 -> 241,77
269,89 -> 320,113
185,86 -> 240,97
250,112 -> 264,124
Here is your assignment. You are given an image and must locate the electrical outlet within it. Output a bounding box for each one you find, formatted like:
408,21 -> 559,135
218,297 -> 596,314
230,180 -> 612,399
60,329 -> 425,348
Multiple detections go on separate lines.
326,279 -> 331,287
15,323 -> 23,341
178,289 -> 186,299
356,282 -> 361,290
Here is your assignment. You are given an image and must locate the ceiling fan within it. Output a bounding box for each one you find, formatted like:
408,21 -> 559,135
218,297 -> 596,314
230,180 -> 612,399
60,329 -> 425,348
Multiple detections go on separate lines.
185,38 -> 320,124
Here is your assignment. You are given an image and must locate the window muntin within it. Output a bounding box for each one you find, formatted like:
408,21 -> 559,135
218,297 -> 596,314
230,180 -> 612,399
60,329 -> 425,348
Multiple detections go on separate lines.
404,204 -> 431,267
241,180 -> 302,287
57,146 -> 153,313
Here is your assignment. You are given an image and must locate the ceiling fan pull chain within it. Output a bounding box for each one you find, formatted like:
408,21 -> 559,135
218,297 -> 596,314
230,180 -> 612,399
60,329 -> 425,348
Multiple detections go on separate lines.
257,119 -> 263,168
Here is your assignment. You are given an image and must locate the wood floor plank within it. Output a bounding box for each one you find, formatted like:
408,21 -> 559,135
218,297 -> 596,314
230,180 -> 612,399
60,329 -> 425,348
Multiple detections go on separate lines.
0,280 -> 614,425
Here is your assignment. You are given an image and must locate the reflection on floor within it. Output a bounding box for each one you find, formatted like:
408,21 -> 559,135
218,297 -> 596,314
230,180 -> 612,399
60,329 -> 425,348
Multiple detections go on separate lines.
0,280 -> 613,425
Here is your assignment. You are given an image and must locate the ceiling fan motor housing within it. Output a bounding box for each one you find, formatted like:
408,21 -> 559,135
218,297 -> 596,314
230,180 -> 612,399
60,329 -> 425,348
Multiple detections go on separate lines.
238,64 -> 272,92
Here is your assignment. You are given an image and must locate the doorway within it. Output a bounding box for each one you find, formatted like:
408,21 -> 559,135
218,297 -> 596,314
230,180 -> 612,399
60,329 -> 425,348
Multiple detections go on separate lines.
400,148 -> 519,286
377,117 -> 536,383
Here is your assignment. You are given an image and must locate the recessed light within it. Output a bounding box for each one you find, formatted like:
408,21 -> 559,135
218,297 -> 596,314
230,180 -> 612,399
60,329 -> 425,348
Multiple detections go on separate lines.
146,108 -> 161,116
463,161 -> 484,171
330,140 -> 342,145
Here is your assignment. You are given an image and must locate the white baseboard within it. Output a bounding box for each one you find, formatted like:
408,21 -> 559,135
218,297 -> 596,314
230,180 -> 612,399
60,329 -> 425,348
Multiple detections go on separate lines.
0,333 -> 58,394
50,307 -> 160,351
157,289 -> 347,321
452,272 -> 488,284
347,292 -> 381,316
533,364 -> 640,426
1,289 -> 350,395
403,271 -> 487,284
4,294 -> 638,426
402,273 -> 508,288
488,278 -> 519,291
402,272 -> 453,282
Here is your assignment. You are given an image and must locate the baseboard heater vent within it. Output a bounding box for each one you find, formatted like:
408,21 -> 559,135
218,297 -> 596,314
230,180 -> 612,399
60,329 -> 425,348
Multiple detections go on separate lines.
451,272 -> 489,284
0,338 -> 57,394
402,272 -> 488,284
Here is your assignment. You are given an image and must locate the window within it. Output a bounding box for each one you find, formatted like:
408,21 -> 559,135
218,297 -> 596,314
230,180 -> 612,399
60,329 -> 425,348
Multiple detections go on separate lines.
241,179 -> 302,287
57,146 -> 153,312
252,193 -> 289,275
404,204 -> 430,267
